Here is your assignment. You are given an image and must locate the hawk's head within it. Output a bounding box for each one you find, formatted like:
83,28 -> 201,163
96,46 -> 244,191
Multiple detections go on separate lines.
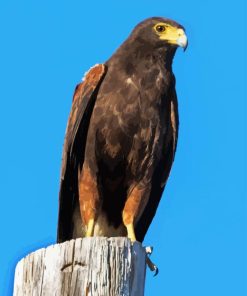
130,17 -> 188,51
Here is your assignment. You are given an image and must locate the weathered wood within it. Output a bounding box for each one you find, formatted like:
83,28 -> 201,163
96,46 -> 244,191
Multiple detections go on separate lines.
13,237 -> 147,296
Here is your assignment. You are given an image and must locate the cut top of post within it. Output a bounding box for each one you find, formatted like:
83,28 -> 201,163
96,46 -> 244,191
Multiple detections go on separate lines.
13,237 -> 147,296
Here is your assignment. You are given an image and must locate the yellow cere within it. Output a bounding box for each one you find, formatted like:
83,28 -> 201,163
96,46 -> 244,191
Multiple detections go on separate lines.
153,22 -> 187,47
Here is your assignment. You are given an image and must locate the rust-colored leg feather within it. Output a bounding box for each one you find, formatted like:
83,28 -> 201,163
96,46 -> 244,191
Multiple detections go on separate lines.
78,165 -> 99,237
122,185 -> 149,242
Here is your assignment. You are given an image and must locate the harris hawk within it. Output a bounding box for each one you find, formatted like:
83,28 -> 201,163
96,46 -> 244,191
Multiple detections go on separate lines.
57,17 -> 187,244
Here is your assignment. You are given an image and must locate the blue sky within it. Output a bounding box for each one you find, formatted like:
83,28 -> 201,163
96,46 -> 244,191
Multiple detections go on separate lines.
0,0 -> 246,295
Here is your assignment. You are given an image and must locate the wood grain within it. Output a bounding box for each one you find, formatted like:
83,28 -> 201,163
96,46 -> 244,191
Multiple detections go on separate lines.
13,237 -> 146,296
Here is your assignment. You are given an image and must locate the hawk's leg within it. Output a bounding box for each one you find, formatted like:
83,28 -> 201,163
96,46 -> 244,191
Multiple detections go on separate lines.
122,184 -> 150,242
78,165 -> 99,237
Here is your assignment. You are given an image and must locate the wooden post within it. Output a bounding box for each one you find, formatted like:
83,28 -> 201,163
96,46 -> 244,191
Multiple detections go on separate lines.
13,237 -> 147,296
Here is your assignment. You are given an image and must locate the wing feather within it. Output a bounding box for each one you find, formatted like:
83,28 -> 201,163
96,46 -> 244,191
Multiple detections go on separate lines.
57,64 -> 107,243
135,85 -> 179,242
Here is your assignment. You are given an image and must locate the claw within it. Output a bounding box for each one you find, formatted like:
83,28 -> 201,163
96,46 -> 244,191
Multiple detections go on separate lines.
145,246 -> 159,276
146,256 -> 159,276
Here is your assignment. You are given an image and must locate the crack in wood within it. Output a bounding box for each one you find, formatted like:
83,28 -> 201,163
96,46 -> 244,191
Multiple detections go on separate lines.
61,263 -> 73,272
61,261 -> 87,272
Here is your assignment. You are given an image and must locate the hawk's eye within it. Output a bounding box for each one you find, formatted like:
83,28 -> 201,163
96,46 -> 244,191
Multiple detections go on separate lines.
156,25 -> 166,33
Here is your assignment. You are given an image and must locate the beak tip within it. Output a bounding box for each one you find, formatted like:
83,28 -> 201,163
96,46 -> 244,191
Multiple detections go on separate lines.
183,42 -> 188,52
177,33 -> 188,51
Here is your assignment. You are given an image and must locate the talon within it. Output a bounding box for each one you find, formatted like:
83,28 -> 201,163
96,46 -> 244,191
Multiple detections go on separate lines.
145,246 -> 159,276
146,257 -> 159,276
